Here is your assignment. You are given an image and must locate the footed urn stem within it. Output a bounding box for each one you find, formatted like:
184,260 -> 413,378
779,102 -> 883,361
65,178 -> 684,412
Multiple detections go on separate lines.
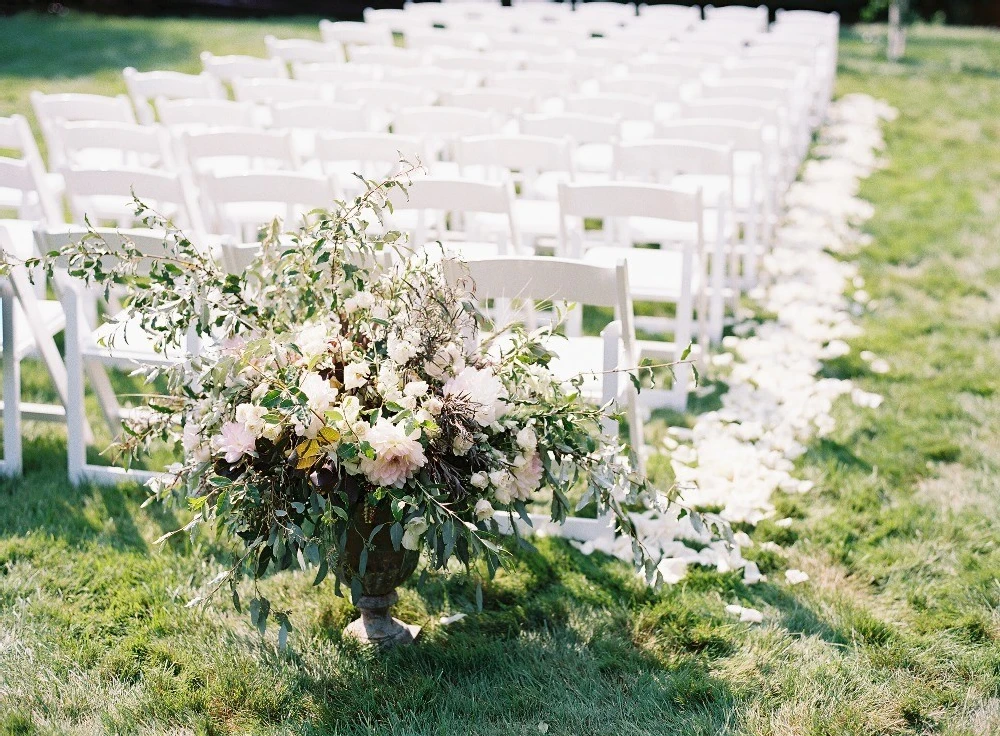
344,590 -> 421,647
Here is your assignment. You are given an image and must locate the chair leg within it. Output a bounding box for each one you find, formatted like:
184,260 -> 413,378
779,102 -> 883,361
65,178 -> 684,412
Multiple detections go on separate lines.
86,359 -> 122,436
62,290 -> 86,485
2,285 -> 22,477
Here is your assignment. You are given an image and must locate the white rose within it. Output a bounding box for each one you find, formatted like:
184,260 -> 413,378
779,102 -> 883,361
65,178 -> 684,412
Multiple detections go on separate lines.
344,290 -> 376,314
404,380 -> 428,397
470,471 -> 489,489
235,403 -> 268,438
344,361 -> 370,391
474,499 -> 494,521
452,435 -> 473,456
295,322 -> 329,359
515,426 -> 537,451
401,517 -> 429,550
387,334 -> 419,364
423,397 -> 443,415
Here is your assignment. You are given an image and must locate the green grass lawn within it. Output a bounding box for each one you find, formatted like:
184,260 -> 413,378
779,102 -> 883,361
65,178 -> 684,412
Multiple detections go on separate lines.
1,14 -> 999,735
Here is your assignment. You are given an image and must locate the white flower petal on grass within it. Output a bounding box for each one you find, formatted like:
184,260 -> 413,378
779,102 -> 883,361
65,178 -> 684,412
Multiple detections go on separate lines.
870,358 -> 891,374
785,569 -> 810,585
656,557 -> 688,585
742,561 -> 766,585
725,604 -> 764,623
439,613 -> 467,626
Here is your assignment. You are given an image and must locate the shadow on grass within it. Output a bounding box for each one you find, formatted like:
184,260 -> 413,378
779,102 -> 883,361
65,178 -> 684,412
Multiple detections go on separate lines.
0,433 -> 183,553
0,13 -> 199,78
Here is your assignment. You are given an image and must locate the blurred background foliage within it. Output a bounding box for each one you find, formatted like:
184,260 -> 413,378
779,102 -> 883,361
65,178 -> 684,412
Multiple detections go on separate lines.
0,0 -> 998,26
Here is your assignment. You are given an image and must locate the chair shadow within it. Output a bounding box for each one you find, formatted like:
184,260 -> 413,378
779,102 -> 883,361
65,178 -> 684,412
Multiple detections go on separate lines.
0,431 -> 187,555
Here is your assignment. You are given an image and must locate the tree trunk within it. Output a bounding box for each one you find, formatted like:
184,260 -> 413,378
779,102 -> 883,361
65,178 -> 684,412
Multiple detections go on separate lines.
888,0 -> 908,61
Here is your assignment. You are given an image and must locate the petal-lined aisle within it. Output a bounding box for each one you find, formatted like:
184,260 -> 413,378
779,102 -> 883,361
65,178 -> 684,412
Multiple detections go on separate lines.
575,94 -> 899,585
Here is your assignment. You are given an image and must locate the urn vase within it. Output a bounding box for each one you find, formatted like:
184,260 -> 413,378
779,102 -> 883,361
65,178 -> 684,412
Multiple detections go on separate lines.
340,501 -> 421,647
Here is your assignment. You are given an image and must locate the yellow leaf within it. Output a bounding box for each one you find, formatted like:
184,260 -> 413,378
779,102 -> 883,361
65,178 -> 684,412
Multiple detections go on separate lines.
318,427 -> 340,444
296,455 -> 317,470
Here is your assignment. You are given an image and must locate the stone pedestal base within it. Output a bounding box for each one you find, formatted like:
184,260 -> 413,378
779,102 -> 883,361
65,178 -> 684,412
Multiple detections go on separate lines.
343,591 -> 420,647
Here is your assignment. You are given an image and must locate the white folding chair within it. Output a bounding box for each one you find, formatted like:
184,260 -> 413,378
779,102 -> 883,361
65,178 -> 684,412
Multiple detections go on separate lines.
61,165 -> 207,238
200,52 -> 288,85
155,98 -> 259,133
199,170 -> 336,240
680,98 -> 794,190
564,93 -> 656,139
265,35 -> 346,67
614,139 -> 742,313
232,76 -> 334,105
703,3 -> 769,32
123,67 -> 225,125
485,71 -> 573,103
291,61 -> 384,86
486,34 -> 562,57
657,118 -> 775,265
56,121 -> 175,171
38,226 -> 195,486
0,115 -> 62,227
445,254 -> 645,473
181,127 -> 299,177
30,92 -> 136,170
271,101 -> 372,160
520,112 -> 623,174
444,89 -> 539,118
384,67 -> 480,96
319,19 -> 395,55
348,45 -> 425,69
338,83 -> 438,132
0,223 -> 76,476
637,3 -> 702,29
405,27 -> 485,52
558,181 -> 713,396
271,100 -> 371,134
426,49 -> 520,75
519,55 -> 607,87
314,132 -> 426,198
393,107 -> 498,165
386,175 -> 524,259
456,133 -> 574,247
597,74 -> 685,121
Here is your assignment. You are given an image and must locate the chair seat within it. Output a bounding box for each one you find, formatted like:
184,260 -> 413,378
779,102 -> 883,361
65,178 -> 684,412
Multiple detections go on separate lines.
87,311 -> 185,365
547,335 -> 632,405
573,144 -> 613,173
2,298 -> 65,361
673,174 -> 757,210
624,213 -> 732,244
0,218 -> 38,260
584,246 -> 700,302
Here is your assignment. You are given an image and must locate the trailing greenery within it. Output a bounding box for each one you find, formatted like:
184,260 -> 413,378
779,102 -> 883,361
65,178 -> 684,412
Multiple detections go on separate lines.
0,15 -> 998,735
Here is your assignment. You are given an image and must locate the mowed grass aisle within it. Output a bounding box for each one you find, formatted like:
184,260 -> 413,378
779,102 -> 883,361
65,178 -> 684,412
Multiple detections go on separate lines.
1,14 -> 999,735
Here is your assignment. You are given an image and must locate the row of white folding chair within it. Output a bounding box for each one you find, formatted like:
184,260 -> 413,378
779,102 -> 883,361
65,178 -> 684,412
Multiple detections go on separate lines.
0,222 -> 78,476
387,174 -> 710,411
0,115 -> 62,228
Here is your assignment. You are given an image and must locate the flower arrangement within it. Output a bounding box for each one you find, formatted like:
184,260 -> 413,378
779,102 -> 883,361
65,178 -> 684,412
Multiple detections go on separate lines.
31,169 -> 702,642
